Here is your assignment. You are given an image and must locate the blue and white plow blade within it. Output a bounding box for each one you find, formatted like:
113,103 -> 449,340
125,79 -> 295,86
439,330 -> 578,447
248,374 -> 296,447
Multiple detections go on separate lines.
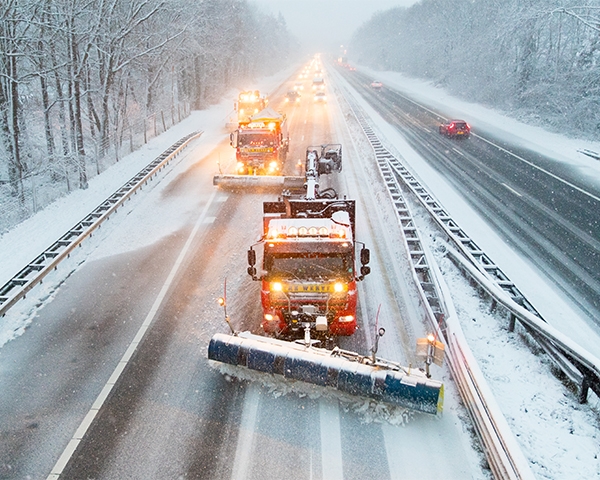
208,332 -> 444,415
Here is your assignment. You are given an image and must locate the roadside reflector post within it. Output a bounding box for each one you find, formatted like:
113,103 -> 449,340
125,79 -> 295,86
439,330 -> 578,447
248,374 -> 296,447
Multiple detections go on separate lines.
416,334 -> 445,378
217,296 -> 234,335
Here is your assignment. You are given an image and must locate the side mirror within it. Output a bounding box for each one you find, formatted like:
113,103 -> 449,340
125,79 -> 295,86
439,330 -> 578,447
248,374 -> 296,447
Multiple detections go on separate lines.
360,265 -> 371,277
247,266 -> 257,278
248,248 -> 256,266
360,247 -> 370,265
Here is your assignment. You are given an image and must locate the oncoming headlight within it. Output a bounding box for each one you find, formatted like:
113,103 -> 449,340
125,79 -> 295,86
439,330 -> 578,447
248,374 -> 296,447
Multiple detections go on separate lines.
270,282 -> 283,292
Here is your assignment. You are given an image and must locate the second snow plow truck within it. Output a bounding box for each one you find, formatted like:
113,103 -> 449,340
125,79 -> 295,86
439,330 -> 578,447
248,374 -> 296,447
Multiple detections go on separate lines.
229,106 -> 289,176
208,145 -> 444,415
235,90 -> 268,123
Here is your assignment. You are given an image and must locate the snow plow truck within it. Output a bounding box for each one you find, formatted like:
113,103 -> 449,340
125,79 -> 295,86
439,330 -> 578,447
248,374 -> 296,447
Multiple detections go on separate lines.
235,90 -> 268,123
247,145 -> 359,343
229,106 -> 289,176
208,145 -> 444,415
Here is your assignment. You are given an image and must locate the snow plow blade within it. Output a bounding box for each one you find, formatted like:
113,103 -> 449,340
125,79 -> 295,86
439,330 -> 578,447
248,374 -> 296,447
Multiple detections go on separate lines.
208,332 -> 443,415
213,174 -> 305,191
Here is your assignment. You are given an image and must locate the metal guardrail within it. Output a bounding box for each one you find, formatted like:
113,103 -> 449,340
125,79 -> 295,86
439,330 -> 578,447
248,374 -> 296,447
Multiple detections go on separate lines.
333,65 -> 600,405
578,149 -> 600,161
343,97 -> 534,479
0,131 -> 202,318
447,247 -> 600,402
375,128 -> 600,403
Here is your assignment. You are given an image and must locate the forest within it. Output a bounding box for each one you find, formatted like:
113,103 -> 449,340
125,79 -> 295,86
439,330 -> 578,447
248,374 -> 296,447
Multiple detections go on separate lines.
0,0 -> 295,233
351,0 -> 600,140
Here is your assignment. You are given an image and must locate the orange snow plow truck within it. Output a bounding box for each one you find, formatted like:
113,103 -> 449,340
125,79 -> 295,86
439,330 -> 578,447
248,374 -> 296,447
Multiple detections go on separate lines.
235,90 -> 268,123
229,106 -> 289,176
247,198 -> 371,344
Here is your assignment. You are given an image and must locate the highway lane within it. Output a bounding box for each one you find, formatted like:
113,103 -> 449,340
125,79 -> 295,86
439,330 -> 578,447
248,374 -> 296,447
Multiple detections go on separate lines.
0,67 -> 486,479
340,67 -> 600,326
0,160 -> 227,479
61,72 -> 482,478
60,82 -> 339,477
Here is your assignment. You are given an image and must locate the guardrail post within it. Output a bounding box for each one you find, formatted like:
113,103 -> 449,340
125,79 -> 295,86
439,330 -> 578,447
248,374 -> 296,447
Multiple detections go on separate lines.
508,313 -> 516,332
578,377 -> 589,404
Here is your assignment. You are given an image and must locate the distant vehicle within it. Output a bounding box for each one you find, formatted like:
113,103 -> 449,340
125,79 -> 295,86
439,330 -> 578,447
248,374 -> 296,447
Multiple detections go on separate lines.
348,66 -> 356,71
370,81 -> 383,89
439,120 -> 471,138
235,90 -> 268,123
293,81 -> 304,91
314,91 -> 327,103
285,91 -> 301,103
312,77 -> 325,91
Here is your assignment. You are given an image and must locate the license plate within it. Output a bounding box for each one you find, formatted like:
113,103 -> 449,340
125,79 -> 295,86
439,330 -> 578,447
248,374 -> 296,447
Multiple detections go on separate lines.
286,284 -> 336,293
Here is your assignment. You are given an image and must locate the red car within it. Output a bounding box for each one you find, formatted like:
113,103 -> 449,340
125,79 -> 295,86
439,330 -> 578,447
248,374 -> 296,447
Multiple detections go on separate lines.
370,81 -> 383,89
439,120 -> 470,138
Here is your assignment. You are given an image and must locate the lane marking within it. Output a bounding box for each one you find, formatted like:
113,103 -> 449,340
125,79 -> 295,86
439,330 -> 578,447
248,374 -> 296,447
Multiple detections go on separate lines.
502,182 -> 523,197
47,189 -> 218,479
320,398 -> 343,479
378,84 -> 600,204
452,147 -> 465,157
230,384 -> 260,480
474,133 -> 600,203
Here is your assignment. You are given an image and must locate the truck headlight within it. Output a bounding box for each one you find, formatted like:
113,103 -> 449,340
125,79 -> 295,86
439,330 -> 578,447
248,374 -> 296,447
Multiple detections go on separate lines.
339,315 -> 354,323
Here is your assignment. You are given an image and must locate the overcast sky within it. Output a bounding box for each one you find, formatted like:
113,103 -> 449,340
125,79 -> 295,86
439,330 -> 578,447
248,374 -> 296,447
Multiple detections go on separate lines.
253,0 -> 417,55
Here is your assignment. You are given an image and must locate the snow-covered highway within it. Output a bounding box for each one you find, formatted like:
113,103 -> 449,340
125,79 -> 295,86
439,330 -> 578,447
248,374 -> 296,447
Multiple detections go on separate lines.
0,62 -> 599,479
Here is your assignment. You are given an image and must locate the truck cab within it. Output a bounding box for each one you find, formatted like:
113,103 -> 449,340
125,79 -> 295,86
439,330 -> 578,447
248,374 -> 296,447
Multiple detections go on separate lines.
248,199 -> 370,343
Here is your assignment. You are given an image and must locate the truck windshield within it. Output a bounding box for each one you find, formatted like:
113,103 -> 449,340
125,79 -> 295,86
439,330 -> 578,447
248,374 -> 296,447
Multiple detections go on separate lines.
238,133 -> 276,146
266,253 -> 353,281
